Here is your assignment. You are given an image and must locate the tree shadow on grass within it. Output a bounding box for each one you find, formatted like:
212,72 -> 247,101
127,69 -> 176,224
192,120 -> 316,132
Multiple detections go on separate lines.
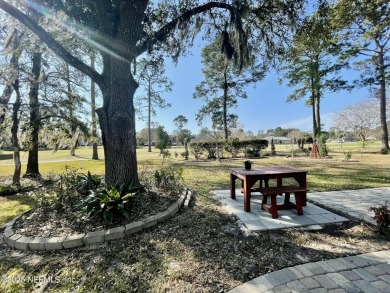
0,194 -> 38,226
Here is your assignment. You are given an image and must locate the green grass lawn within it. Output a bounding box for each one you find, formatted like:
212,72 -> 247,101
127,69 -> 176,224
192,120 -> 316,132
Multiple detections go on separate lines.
1,142 -> 389,225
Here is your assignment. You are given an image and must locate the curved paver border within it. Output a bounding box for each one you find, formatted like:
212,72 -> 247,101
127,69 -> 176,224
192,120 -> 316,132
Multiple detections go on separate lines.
228,251 -> 390,292
2,189 -> 192,251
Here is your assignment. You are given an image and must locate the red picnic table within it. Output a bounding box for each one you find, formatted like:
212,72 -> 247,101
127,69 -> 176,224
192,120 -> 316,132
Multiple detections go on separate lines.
230,166 -> 308,218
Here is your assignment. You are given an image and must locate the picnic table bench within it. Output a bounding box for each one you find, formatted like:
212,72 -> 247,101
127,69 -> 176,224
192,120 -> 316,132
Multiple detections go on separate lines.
257,186 -> 309,218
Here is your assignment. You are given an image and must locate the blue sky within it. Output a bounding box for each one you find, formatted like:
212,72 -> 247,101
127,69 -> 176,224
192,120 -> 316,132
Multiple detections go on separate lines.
135,44 -> 370,135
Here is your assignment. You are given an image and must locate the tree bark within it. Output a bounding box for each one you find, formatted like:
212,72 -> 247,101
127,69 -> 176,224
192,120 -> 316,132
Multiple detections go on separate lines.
25,48 -> 42,176
0,81 -> 14,125
66,63 -> 79,157
310,69 -> 317,137
11,75 -> 21,186
90,53 -> 99,160
223,69 -> 228,140
310,57 -> 321,139
148,79 -> 152,152
376,42 -> 389,151
96,57 -> 139,187
1,37 -> 18,125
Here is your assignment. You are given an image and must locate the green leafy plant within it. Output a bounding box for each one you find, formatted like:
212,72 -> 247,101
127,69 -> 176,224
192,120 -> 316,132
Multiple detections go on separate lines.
77,171 -> 101,193
344,150 -> 352,161
189,143 -> 204,160
159,149 -> 171,165
55,167 -> 102,209
154,167 -> 184,196
79,182 -> 143,222
318,135 -> 329,157
224,138 -> 241,158
181,150 -> 189,160
369,202 -> 390,237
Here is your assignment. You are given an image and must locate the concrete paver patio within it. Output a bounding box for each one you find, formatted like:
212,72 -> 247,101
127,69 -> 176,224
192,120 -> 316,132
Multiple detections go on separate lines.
213,189 -> 349,231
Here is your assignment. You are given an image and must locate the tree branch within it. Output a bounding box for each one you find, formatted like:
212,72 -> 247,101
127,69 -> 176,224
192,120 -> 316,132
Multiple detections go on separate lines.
0,0 -> 105,91
137,1 -> 235,55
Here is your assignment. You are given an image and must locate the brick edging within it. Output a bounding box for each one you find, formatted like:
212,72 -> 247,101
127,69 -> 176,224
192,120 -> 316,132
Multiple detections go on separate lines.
3,189 -> 192,251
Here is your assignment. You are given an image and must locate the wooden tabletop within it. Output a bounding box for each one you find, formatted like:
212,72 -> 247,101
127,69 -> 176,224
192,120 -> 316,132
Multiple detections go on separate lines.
231,166 -> 307,175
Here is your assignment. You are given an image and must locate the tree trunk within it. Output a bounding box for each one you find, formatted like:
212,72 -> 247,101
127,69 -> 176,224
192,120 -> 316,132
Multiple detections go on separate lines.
70,134 -> 79,156
314,91 -> 321,137
0,45 -> 17,125
310,57 -> 321,139
0,82 -> 14,125
223,69 -> 228,140
376,43 -> 389,151
310,61 -> 317,138
148,79 -> 152,152
314,57 -> 321,138
25,49 -> 42,176
90,53 -> 99,160
96,58 -> 139,187
11,77 -> 22,186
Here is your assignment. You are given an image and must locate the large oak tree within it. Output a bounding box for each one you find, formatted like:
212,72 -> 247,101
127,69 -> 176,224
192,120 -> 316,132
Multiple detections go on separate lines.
0,0 -> 303,186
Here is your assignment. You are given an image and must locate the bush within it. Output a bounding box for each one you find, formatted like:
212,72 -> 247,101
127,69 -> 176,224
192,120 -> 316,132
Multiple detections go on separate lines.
344,150 -> 352,161
76,171 -> 101,194
318,135 -> 329,157
189,139 -> 268,159
189,143 -> 204,160
154,167 -> 184,196
225,138 -> 241,158
79,182 -> 143,223
380,148 -> 389,155
369,202 -> 390,236
181,150 -> 189,160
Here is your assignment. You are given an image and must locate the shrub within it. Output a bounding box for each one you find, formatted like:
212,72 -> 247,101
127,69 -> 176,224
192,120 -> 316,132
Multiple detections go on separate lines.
76,171 -> 101,194
154,167 -> 184,196
79,182 -> 143,222
318,135 -> 329,157
189,143 -> 204,160
270,138 -> 276,155
344,150 -> 352,161
160,149 -> 171,165
225,138 -> 241,158
189,139 -> 268,159
181,150 -> 189,160
380,148 -> 389,155
369,202 -> 390,237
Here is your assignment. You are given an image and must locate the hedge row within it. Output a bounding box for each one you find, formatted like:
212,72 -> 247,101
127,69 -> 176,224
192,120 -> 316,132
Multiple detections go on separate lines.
188,138 -> 269,159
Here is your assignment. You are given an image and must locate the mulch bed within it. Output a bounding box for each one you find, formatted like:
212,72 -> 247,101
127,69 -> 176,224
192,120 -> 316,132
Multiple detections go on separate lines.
12,189 -> 178,238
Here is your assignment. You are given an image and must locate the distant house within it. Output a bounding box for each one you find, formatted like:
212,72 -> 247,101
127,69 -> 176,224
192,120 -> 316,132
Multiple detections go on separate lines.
264,136 -> 291,144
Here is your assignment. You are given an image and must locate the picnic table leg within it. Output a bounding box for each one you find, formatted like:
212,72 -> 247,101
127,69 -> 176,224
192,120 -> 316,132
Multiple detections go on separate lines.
244,178 -> 251,212
270,195 -> 278,218
284,192 -> 291,204
293,173 -> 307,206
230,173 -> 236,199
295,192 -> 304,215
